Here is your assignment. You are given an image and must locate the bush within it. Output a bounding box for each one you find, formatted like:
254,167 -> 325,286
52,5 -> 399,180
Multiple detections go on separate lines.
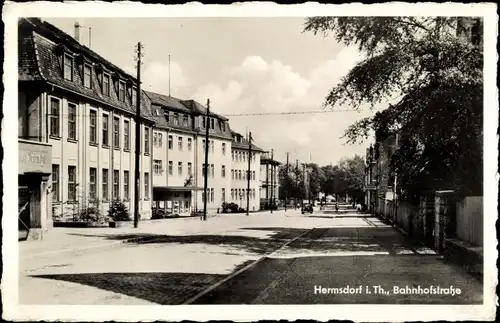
108,200 -> 131,222
151,208 -> 166,219
222,202 -> 240,213
78,206 -> 101,222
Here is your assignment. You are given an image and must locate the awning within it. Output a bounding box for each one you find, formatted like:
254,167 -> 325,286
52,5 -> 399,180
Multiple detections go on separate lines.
153,186 -> 204,193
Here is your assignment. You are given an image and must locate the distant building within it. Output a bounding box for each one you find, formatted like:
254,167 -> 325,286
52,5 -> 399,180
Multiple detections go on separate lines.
230,132 -> 265,211
260,152 -> 281,208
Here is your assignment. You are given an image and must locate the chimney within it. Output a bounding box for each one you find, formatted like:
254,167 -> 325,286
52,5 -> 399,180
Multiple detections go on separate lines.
74,22 -> 80,42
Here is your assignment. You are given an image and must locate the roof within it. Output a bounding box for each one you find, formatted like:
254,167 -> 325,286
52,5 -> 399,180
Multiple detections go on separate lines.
18,18 -> 154,122
230,131 -> 265,152
181,100 -> 229,121
144,91 -> 191,113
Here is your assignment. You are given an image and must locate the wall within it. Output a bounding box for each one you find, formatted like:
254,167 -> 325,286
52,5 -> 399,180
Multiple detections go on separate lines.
456,196 -> 483,247
230,148 -> 260,211
35,88 -> 152,221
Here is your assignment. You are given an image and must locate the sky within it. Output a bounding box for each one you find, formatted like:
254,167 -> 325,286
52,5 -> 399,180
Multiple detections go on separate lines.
47,17 -> 384,165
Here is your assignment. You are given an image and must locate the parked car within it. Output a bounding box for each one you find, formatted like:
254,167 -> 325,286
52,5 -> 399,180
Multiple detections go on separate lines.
301,204 -> 313,214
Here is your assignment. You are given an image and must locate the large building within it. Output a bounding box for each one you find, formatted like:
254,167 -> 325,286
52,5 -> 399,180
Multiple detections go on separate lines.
18,18 -> 155,237
18,18 -> 268,237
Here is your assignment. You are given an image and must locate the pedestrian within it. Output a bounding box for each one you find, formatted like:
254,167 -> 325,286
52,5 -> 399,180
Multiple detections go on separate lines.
335,202 -> 339,213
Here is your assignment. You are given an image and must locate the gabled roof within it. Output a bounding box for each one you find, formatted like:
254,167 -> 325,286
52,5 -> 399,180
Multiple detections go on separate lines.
144,91 -> 191,114
18,18 -> 154,122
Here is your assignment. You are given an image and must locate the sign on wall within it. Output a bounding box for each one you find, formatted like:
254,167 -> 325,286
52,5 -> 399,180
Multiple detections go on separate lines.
19,140 -> 52,174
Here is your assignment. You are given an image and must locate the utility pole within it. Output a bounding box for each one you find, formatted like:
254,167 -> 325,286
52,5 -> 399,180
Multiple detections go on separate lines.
295,159 -> 299,208
270,149 -> 274,214
303,163 -> 307,205
133,42 -> 143,229
285,152 -> 289,212
246,132 -> 252,216
202,99 -> 210,221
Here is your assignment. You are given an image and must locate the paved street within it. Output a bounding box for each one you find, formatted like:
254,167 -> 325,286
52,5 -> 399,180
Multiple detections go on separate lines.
19,208 -> 482,305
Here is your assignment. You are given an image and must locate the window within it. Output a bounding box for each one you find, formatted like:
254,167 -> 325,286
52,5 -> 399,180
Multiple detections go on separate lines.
188,162 -> 192,176
89,168 -> 97,200
89,110 -> 97,144
84,64 -> 92,88
221,121 -> 226,132
124,120 -> 130,150
144,173 -> 150,199
165,111 -> 170,123
113,170 -> 120,200
132,86 -> 137,104
211,164 -> 214,178
252,171 -> 256,180
202,140 -> 206,153
173,113 -> 179,125
222,188 -> 226,202
103,73 -> 110,95
222,165 -> 226,178
64,54 -> 73,81
211,140 -> 214,153
210,188 -> 214,203
231,170 -> 234,180
102,114 -> 109,146
154,132 -> 162,148
183,115 -> 189,127
231,189 -> 234,200
52,164 -> 59,202
49,98 -> 60,137
188,138 -> 192,151
144,127 -> 150,154
202,164 -> 205,177
178,162 -> 183,176
222,143 -> 226,155
123,171 -> 129,200
232,151 -> 235,161
178,136 -> 183,151
168,161 -> 173,175
243,152 -> 246,163
113,117 -> 120,148
168,135 -> 173,150
118,81 -> 125,102
154,160 -> 162,175
211,118 -> 215,130
102,169 -> 109,200
67,103 -> 77,140
68,166 -> 76,201
202,116 -> 206,128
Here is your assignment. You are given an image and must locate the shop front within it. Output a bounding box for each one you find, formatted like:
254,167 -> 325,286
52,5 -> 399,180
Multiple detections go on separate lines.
18,139 -> 52,240
152,186 -> 203,217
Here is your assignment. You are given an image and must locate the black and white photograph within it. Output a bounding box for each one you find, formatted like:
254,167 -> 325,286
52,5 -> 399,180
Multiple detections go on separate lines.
2,2 -> 497,322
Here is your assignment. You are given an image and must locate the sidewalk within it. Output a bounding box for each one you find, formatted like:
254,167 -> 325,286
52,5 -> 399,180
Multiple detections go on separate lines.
20,210 -> 294,259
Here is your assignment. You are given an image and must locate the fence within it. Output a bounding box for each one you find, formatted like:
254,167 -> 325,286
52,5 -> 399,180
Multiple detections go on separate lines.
455,196 -> 483,247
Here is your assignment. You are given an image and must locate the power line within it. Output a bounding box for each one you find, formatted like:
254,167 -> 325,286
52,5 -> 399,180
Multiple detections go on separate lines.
223,109 -> 353,117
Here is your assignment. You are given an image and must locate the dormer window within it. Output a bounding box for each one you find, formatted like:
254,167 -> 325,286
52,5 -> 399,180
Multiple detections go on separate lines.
221,121 -> 226,132
132,86 -> 137,105
202,116 -> 206,128
83,64 -> 92,88
210,118 -> 215,130
103,73 -> 110,96
118,81 -> 125,102
183,115 -> 189,127
173,113 -> 179,126
164,111 -> 170,123
63,54 -> 73,81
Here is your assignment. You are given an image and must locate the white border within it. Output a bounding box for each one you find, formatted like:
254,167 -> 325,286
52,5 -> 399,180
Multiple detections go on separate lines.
2,2 -> 498,322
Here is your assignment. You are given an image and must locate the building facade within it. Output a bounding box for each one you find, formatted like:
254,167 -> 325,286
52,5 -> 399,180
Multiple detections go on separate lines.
18,18 -> 155,231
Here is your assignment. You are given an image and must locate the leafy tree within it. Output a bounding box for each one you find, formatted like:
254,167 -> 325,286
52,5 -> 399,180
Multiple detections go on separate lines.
108,200 -> 131,222
304,17 -> 483,197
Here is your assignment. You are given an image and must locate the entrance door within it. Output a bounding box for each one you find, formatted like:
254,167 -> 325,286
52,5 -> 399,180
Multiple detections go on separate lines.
19,186 -> 31,240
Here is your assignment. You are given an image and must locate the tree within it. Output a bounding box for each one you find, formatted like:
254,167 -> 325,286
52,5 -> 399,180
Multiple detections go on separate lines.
278,166 -> 305,201
339,155 -> 365,203
305,163 -> 325,200
304,17 -> 483,197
